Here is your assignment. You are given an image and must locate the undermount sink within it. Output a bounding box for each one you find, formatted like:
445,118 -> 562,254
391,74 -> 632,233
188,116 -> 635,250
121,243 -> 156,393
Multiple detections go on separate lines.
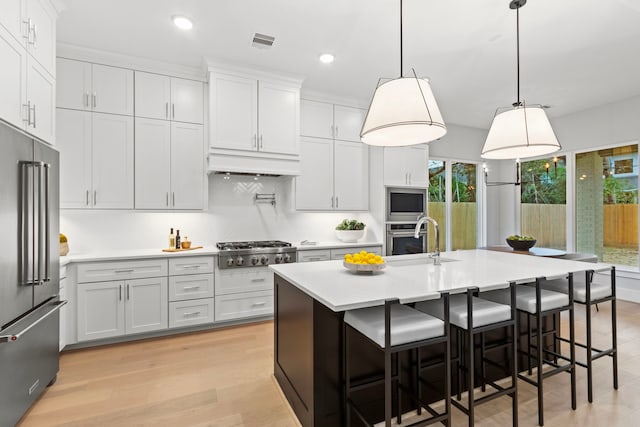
385,257 -> 459,266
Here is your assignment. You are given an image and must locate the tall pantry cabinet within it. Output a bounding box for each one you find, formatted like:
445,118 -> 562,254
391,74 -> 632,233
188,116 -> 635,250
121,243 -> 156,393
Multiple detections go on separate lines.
0,0 -> 58,143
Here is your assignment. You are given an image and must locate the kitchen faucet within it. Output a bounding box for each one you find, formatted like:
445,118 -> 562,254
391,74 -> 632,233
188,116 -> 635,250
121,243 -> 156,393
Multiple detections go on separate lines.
415,214 -> 440,265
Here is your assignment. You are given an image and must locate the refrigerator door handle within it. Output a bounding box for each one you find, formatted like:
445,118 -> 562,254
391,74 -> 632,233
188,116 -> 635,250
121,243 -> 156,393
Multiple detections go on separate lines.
43,163 -> 50,282
19,161 -> 36,286
0,301 -> 67,344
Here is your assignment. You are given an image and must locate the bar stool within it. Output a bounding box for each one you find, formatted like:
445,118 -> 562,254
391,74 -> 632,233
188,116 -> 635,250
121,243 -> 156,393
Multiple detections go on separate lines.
540,267 -> 618,402
481,276 -> 576,426
343,295 -> 451,427
415,284 -> 518,427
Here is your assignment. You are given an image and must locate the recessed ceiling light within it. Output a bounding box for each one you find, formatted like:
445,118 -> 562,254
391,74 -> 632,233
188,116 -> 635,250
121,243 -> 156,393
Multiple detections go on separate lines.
172,15 -> 193,31
319,53 -> 335,64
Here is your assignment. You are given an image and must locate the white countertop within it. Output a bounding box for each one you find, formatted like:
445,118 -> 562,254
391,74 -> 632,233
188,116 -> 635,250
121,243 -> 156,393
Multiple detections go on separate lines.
59,246 -> 220,263
269,250 -> 611,312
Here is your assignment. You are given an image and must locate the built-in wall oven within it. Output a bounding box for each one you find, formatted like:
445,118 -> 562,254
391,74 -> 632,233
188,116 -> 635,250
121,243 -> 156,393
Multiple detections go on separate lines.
386,223 -> 427,256
386,187 -> 427,222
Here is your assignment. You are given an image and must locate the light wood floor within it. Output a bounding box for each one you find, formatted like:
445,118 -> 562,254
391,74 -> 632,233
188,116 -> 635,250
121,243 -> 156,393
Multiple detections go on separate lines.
17,300 -> 640,427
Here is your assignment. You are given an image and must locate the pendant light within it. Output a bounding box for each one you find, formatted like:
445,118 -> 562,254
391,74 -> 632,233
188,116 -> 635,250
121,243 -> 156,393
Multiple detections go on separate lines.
360,0 -> 447,147
481,0 -> 561,160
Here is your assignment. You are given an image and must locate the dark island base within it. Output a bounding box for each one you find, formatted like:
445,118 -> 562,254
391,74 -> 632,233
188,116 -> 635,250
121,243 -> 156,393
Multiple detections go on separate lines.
274,275 -> 556,427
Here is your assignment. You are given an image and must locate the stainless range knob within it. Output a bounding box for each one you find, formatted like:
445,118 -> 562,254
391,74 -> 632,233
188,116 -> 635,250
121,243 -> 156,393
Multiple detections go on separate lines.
274,254 -> 283,264
226,258 -> 235,267
284,253 -> 291,263
251,256 -> 259,265
235,257 -> 245,266
260,256 -> 268,265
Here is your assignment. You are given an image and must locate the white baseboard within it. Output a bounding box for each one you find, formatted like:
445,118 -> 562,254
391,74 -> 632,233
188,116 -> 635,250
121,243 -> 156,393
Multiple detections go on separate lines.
617,286 -> 640,303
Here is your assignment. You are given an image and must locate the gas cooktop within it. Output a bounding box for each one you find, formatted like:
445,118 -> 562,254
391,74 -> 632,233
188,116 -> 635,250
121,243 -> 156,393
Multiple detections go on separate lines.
216,240 -> 296,269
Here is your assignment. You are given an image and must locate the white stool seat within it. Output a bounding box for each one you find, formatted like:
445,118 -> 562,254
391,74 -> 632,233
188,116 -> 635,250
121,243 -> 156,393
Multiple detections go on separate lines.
540,277 -> 611,303
415,294 -> 511,330
344,304 -> 444,348
482,286 -> 568,314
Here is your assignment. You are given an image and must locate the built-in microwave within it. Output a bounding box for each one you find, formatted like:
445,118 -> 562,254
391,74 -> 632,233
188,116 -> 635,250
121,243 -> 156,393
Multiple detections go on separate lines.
386,187 -> 427,222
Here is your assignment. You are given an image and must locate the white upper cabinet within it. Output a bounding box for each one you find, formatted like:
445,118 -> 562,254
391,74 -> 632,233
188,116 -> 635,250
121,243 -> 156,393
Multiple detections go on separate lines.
295,137 -> 334,210
383,144 -> 429,188
135,118 -> 204,210
57,58 -> 134,116
57,109 -> 134,209
295,137 -> 368,211
333,105 -> 366,142
210,71 -> 299,156
134,71 -> 203,124
0,0 -> 57,143
301,99 -> 366,143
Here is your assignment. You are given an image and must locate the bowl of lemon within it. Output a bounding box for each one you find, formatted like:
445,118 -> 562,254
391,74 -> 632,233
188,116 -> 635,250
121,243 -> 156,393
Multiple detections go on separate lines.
343,250 -> 385,273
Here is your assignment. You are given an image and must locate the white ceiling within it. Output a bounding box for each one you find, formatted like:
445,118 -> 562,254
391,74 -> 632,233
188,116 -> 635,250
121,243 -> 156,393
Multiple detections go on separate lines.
56,0 -> 640,129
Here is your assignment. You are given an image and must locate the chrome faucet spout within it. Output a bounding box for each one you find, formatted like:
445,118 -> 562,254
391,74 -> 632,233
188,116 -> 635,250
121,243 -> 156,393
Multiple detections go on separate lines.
414,216 -> 440,265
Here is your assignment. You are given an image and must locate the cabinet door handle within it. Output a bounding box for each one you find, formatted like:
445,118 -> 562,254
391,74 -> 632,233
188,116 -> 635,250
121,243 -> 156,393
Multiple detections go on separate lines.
119,284 -> 122,301
251,278 -> 266,282
183,285 -> 201,290
22,101 -> 31,125
308,257 -> 323,261
331,196 -> 334,208
172,103 -> 175,119
259,135 -> 263,149
127,284 -> 130,300
336,197 -> 339,208
335,125 -> 339,138
181,265 -> 201,269
252,302 -> 266,307
115,269 -> 135,273
31,23 -> 37,48
86,190 -> 90,206
84,93 -> 89,108
94,190 -> 97,206
22,19 -> 31,42
172,192 -> 175,207
165,102 -> 169,119
166,192 -> 169,207
253,134 -> 257,149
31,104 -> 36,128
330,124 -> 334,138
92,93 -> 97,108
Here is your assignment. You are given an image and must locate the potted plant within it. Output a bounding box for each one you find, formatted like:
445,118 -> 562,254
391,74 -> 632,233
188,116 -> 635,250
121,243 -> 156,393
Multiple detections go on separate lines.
335,219 -> 365,243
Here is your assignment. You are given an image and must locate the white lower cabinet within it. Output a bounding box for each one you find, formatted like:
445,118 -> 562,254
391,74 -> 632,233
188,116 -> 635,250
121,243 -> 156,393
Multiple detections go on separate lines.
214,267 -> 273,321
330,246 -> 382,260
77,277 -> 168,341
215,290 -> 273,322
59,265 -> 67,351
168,256 -> 215,328
297,249 -> 331,262
298,245 -> 383,262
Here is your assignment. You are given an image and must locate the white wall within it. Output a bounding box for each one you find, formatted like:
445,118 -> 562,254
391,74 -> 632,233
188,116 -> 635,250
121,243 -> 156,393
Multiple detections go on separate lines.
60,174 -> 380,253
429,123 -> 487,162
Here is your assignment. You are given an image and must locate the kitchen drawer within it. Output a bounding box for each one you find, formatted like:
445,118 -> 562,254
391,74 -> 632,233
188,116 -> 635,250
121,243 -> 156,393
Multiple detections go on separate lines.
169,273 -> 214,302
169,256 -> 214,276
215,267 -> 273,296
297,249 -> 330,262
169,298 -> 214,328
215,290 -> 273,322
330,246 -> 382,260
77,259 -> 168,283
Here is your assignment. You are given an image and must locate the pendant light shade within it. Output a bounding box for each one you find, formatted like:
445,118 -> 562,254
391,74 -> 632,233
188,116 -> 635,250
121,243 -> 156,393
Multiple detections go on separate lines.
481,104 -> 560,159
480,0 -> 561,160
360,0 -> 447,147
360,75 -> 447,146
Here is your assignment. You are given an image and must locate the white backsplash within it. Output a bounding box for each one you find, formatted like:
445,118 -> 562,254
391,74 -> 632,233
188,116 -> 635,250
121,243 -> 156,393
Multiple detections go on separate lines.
60,174 -> 381,254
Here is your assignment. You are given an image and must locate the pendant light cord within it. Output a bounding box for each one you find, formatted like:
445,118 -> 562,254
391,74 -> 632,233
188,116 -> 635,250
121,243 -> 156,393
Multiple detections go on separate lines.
516,6 -> 520,106
400,0 -> 403,77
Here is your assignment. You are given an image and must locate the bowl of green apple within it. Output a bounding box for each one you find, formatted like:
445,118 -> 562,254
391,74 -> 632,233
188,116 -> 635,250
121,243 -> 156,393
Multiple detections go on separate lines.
506,235 -> 536,251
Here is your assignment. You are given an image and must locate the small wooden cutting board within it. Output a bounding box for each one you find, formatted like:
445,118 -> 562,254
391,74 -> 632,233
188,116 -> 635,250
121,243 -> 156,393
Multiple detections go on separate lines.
162,245 -> 203,253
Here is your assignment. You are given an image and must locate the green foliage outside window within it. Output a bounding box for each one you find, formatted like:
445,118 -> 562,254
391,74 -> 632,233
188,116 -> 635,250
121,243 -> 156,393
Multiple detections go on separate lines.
520,158 -> 566,204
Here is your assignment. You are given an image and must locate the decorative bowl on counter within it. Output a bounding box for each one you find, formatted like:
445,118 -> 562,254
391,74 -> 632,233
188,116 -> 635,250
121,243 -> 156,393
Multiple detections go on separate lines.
343,260 -> 385,273
506,237 -> 536,251
335,229 -> 365,243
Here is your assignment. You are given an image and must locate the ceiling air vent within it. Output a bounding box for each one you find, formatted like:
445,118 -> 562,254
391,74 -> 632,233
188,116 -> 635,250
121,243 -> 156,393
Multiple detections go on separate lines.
252,33 -> 275,49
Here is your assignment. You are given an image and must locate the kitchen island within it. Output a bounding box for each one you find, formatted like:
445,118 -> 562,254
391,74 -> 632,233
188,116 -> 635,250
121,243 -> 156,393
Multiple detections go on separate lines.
270,250 -> 612,427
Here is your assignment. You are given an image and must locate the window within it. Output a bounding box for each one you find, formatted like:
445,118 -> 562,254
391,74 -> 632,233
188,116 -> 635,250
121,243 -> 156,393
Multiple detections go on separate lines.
520,156 -> 567,250
576,144 -> 638,267
429,159 -> 480,251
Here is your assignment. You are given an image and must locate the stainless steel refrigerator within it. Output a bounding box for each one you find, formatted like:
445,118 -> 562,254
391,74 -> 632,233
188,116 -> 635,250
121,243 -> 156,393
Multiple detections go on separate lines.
0,119 -> 65,427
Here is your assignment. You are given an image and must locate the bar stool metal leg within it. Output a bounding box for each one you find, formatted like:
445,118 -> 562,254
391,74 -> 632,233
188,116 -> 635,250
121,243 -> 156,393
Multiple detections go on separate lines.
612,266 -> 619,391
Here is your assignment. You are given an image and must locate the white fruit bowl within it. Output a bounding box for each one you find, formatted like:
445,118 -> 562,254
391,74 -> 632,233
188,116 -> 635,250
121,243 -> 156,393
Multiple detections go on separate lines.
335,229 -> 365,243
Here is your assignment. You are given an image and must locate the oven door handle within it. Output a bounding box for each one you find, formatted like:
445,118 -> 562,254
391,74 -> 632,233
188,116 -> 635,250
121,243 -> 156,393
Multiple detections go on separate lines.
387,231 -> 426,237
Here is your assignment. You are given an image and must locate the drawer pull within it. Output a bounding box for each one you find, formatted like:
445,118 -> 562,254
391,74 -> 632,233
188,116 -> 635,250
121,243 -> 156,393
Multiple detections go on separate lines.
183,285 -> 201,291
252,302 -> 266,307
181,265 -> 201,269
114,269 -> 135,273
251,278 -> 266,282
308,257 -> 323,261
183,311 -> 201,317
